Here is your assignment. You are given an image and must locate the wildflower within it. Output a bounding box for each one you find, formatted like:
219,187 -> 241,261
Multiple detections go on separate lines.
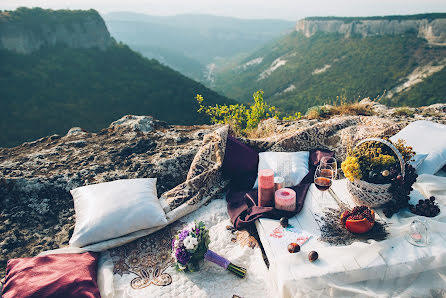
184,235 -> 199,250
175,248 -> 191,265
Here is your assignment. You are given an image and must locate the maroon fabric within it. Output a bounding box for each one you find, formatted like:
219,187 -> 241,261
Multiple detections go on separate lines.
227,149 -> 334,229
2,252 -> 100,298
222,135 -> 259,191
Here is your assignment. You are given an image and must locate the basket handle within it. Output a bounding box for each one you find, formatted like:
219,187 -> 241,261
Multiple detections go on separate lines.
354,137 -> 405,178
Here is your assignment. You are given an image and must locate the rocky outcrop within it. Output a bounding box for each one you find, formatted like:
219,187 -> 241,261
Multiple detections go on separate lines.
296,16 -> 446,44
0,8 -> 112,54
1,105 -> 446,277
0,115 -> 218,275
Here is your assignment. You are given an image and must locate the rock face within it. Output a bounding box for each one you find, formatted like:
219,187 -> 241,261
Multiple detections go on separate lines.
0,115 -> 218,276
0,8 -> 112,54
296,17 -> 446,44
1,105 -> 446,277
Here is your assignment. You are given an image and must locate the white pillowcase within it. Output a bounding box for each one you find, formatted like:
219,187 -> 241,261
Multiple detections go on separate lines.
390,120 -> 446,175
69,178 -> 167,248
410,153 -> 428,170
254,151 -> 309,188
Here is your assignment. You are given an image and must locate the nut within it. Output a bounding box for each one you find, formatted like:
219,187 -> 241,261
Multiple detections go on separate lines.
308,251 -> 318,262
279,217 -> 289,228
287,243 -> 300,253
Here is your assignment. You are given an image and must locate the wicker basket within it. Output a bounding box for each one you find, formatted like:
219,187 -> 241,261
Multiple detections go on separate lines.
346,138 -> 406,207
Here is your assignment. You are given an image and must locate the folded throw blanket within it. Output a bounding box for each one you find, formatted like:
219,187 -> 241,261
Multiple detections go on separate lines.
227,149 -> 334,229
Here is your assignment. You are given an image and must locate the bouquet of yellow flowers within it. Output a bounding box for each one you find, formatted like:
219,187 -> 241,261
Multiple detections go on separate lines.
341,138 -> 417,217
341,138 -> 414,184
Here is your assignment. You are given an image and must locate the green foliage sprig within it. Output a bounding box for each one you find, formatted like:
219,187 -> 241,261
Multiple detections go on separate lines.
196,90 -> 298,135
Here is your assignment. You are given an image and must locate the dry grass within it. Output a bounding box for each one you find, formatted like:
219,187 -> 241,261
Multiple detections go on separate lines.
306,101 -> 375,120
330,102 -> 375,116
245,120 -> 277,139
307,107 -> 322,120
392,107 -> 415,117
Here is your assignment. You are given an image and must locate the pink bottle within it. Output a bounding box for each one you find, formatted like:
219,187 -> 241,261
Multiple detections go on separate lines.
258,169 -> 275,207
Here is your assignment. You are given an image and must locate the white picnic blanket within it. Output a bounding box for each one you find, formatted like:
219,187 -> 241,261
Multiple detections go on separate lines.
99,198 -> 271,298
257,175 -> 446,297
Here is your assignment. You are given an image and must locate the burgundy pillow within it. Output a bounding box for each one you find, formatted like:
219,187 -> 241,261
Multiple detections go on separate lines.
222,135 -> 259,191
2,252 -> 100,298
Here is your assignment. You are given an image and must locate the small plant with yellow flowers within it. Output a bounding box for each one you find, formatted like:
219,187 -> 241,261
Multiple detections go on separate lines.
342,138 -> 419,217
341,138 -> 415,184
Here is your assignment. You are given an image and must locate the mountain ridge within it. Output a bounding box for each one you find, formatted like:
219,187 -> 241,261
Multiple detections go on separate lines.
213,13 -> 446,113
0,7 -> 112,54
296,13 -> 446,44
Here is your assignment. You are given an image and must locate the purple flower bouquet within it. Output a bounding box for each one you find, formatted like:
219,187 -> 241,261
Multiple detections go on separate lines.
172,221 -> 246,278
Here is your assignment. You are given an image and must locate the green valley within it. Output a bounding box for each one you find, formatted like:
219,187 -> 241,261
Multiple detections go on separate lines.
0,8 -> 233,148
103,12 -> 294,82
213,15 -> 446,114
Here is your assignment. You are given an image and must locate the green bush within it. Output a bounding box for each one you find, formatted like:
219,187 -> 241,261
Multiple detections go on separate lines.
196,89 -> 302,135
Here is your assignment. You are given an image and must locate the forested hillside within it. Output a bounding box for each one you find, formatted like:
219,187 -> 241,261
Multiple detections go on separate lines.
0,42 -> 231,147
213,19 -> 446,114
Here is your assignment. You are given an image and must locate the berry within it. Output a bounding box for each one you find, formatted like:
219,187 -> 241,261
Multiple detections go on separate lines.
409,197 -> 440,217
382,164 -> 418,218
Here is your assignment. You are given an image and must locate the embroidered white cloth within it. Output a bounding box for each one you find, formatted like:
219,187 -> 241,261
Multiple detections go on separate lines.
257,178 -> 446,297
100,199 -> 271,298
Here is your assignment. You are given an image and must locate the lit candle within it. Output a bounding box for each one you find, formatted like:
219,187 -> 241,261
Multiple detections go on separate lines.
275,188 -> 296,212
258,169 -> 275,207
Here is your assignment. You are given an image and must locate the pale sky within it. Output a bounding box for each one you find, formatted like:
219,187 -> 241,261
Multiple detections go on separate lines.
1,0 -> 445,21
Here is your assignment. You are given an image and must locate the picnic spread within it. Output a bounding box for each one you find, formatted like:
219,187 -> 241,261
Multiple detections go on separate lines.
2,117 -> 446,297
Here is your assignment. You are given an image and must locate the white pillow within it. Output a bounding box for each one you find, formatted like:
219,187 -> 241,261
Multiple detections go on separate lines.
253,151 -> 309,188
390,120 -> 446,175
69,178 -> 167,248
410,153 -> 428,170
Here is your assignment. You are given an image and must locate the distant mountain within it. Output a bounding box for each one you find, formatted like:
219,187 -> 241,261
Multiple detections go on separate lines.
103,12 -> 294,81
213,13 -> 446,113
0,8 -> 233,148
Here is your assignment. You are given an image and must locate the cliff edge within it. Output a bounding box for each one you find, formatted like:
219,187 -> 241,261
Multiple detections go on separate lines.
0,7 -> 112,54
296,14 -> 446,45
1,102 -> 446,277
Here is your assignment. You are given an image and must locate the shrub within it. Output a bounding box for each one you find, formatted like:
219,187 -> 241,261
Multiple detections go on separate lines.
196,90 -> 282,135
392,107 -> 415,117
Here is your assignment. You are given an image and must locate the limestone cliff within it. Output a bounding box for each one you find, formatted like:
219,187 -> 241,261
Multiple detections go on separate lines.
296,14 -> 446,44
0,7 -> 112,54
